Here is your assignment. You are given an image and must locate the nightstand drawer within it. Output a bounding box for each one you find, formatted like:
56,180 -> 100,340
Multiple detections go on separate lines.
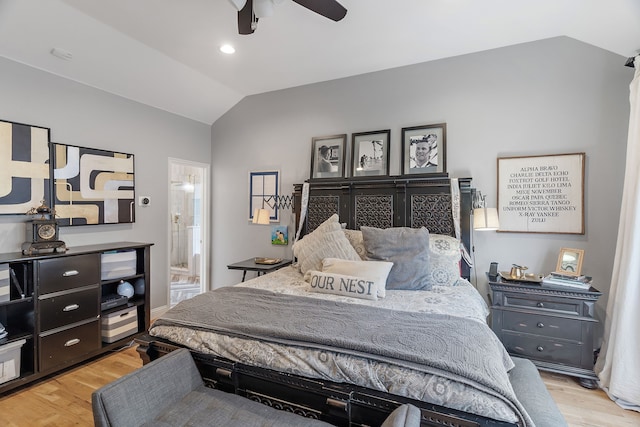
502,333 -> 581,366
502,311 -> 582,342
38,254 -> 100,294
39,319 -> 101,372
502,293 -> 580,316
39,286 -> 100,331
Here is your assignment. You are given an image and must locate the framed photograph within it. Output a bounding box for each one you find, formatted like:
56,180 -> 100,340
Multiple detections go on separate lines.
52,143 -> 135,225
401,123 -> 447,176
0,119 -> 52,215
310,134 -> 346,180
555,247 -> 584,276
271,225 -> 288,245
497,153 -> 585,234
351,129 -> 390,178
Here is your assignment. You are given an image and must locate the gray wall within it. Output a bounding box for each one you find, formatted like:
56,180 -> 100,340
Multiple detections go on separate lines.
211,37 -> 632,343
0,56 -> 211,311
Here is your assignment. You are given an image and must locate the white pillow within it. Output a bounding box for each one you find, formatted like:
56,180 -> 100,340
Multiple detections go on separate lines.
427,234 -> 462,286
292,214 -> 360,274
321,258 -> 393,298
305,270 -> 378,300
343,229 -> 367,260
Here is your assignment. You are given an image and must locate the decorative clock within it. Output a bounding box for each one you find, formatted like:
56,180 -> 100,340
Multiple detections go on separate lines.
22,201 -> 67,255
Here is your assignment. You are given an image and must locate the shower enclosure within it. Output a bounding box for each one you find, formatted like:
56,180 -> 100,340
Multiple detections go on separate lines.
169,159 -> 208,306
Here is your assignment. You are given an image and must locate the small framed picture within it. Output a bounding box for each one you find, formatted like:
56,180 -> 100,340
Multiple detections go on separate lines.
555,247 -> 584,276
351,129 -> 390,178
401,123 -> 447,176
271,225 -> 288,245
310,134 -> 346,180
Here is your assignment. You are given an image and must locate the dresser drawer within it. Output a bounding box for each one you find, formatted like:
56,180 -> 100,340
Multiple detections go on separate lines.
39,319 -> 101,372
502,332 -> 582,367
39,286 -> 100,331
38,254 -> 100,294
502,293 -> 581,316
501,311 -> 582,342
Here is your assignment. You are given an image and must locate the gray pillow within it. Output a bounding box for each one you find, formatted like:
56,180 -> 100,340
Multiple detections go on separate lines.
361,226 -> 431,290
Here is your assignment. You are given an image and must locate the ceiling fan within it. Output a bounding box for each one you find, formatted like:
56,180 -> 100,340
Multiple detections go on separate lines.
228,0 -> 347,35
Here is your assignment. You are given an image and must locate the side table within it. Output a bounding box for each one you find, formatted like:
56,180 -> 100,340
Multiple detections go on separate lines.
227,258 -> 292,282
489,276 -> 601,388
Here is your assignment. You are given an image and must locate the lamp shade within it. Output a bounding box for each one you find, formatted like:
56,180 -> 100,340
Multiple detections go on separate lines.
252,208 -> 271,225
473,207 -> 499,231
228,0 -> 247,11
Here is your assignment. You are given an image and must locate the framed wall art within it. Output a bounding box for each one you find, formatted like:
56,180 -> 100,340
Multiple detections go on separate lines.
555,247 -> 584,276
249,170 -> 280,223
497,153 -> 585,234
401,123 -> 447,176
52,143 -> 135,225
310,134 -> 346,180
0,119 -> 52,215
351,129 -> 390,178
271,225 -> 288,245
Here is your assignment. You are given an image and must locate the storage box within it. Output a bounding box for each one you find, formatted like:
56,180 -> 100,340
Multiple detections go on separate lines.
0,265 -> 9,302
0,339 -> 26,385
101,306 -> 138,343
101,251 -> 137,280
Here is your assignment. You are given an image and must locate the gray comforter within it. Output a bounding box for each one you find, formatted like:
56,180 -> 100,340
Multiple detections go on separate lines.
153,286 -> 533,427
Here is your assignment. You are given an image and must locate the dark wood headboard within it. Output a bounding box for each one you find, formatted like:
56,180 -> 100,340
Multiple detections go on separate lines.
293,177 -> 475,279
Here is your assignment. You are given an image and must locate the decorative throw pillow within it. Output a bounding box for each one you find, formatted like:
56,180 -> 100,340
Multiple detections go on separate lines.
321,258 -> 393,298
343,229 -> 367,260
427,234 -> 462,286
361,226 -> 431,291
305,270 -> 378,300
292,214 -> 360,274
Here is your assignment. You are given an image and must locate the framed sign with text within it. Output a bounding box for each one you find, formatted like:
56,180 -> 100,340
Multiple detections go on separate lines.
497,153 -> 585,234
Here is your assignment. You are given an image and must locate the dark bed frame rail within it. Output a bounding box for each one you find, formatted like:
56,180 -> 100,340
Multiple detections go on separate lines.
136,334 -> 516,427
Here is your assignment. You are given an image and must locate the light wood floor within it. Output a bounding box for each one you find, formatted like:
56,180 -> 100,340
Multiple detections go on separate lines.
0,345 -> 638,427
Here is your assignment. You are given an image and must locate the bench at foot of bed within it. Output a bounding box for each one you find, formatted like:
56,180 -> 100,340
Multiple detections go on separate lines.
92,348 -> 420,427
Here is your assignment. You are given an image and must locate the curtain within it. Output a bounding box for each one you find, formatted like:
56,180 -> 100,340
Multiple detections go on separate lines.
594,56 -> 640,411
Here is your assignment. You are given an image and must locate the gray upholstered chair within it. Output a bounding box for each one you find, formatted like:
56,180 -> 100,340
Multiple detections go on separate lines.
92,348 -> 420,427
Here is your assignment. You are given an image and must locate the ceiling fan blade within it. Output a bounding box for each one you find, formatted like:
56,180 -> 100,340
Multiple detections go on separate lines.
238,0 -> 255,34
291,0 -> 347,21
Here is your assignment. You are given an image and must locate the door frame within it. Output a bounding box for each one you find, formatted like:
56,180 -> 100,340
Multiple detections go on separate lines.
167,157 -> 210,305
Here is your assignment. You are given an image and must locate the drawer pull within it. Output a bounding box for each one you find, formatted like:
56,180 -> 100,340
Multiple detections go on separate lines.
63,270 -> 79,277
63,304 -> 80,312
537,322 -> 544,328
64,338 -> 81,347
536,346 -> 544,352
537,302 -> 544,308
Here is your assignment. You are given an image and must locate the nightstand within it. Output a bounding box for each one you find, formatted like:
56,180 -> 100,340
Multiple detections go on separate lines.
489,276 -> 601,388
227,258 -> 292,282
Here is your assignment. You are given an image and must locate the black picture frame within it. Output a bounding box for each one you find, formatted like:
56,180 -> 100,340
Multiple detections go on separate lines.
401,123 -> 447,176
310,134 -> 346,180
52,143 -> 135,225
0,119 -> 52,215
351,129 -> 390,178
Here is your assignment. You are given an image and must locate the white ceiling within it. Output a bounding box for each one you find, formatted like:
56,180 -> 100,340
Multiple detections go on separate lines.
0,0 -> 639,125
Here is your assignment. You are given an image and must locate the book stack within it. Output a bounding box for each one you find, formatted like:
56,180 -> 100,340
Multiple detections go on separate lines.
541,272 -> 592,290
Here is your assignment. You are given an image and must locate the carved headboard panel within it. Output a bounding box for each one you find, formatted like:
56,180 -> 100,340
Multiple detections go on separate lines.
293,177 -> 475,278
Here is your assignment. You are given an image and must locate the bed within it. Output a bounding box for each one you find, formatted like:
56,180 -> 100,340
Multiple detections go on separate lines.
136,177 -> 538,427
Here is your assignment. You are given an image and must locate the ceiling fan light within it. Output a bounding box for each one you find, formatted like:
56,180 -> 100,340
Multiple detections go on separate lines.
228,0 -> 247,11
254,0 -> 274,18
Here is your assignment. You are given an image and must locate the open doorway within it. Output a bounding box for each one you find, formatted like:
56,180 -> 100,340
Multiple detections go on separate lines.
168,158 -> 209,307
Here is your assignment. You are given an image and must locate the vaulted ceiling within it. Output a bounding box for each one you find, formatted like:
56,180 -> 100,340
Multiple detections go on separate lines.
0,0 -> 638,124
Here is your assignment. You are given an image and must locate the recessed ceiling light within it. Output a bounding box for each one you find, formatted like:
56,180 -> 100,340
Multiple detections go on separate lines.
220,44 -> 236,54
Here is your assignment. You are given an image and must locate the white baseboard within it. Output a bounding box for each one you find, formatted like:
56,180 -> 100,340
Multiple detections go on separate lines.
151,305 -> 170,321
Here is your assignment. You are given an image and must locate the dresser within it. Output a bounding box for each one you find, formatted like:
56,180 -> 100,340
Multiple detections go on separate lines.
489,277 -> 601,388
0,242 -> 152,394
